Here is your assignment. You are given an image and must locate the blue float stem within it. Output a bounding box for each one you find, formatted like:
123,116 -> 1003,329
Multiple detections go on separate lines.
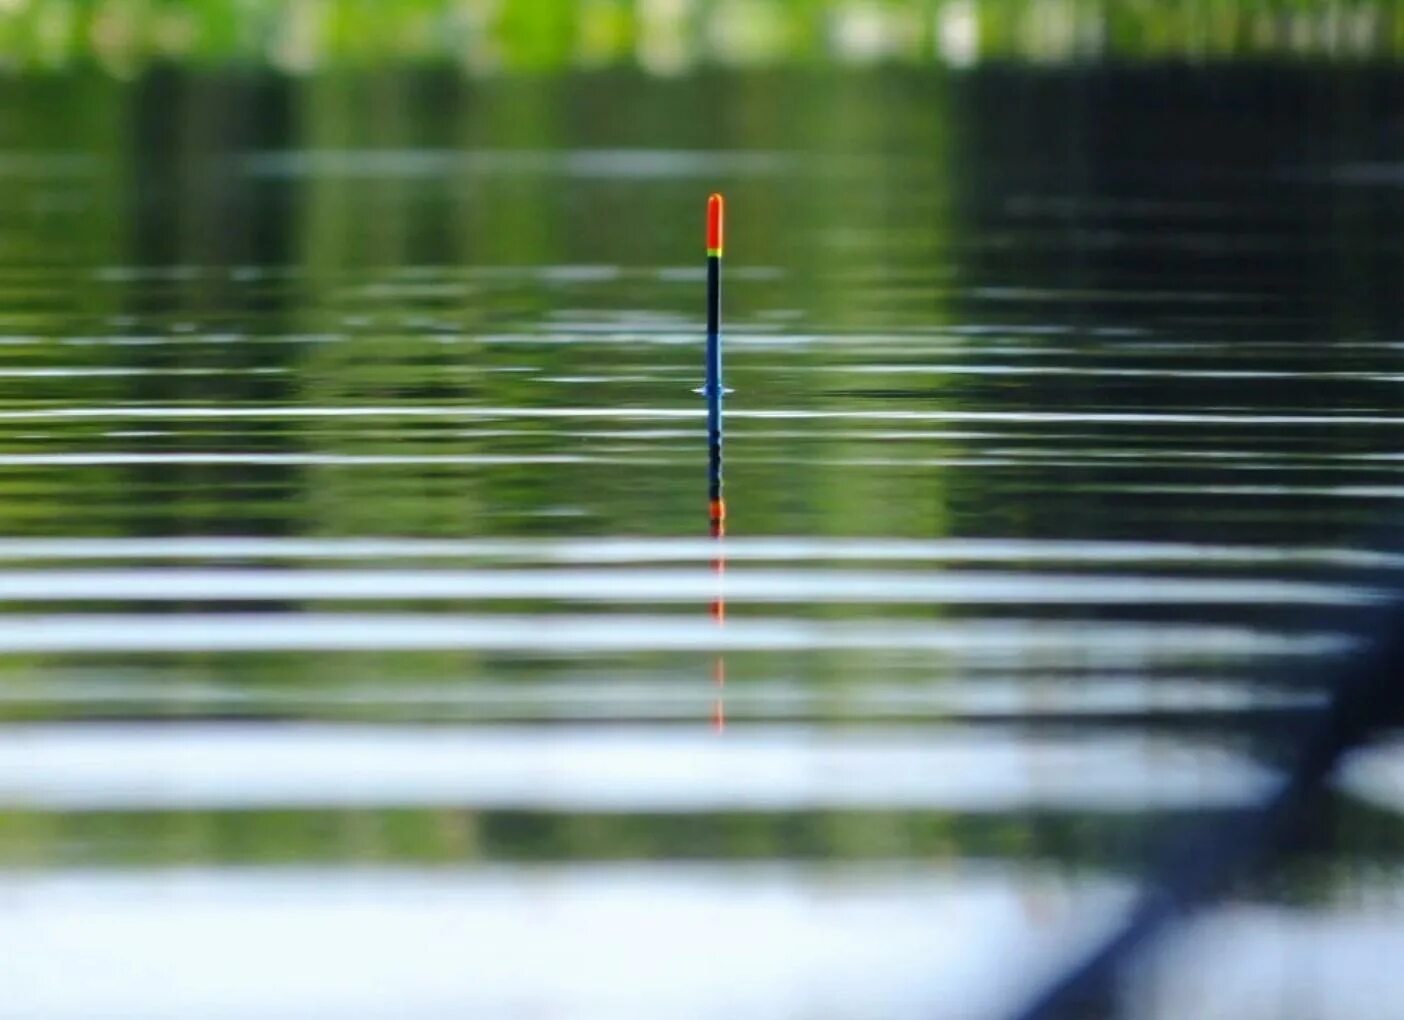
706,252 -> 723,516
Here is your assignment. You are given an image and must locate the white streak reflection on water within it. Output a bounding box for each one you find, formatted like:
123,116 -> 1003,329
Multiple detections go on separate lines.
0,536 -> 1391,569
10,860 -> 1401,1020
0,568 -> 1373,606
0,613 -> 1346,659
242,148 -> 801,179
6,453 -> 1404,475
842,363 -> 1404,382
1333,740 -> 1404,817
0,723 -> 1277,812
0,453 -> 597,466
0,864 -> 1129,1020
1137,899 -> 1404,1020
7,405 -> 1404,425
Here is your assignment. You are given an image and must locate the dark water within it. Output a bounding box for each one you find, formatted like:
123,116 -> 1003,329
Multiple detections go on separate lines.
5,65 -> 1404,1018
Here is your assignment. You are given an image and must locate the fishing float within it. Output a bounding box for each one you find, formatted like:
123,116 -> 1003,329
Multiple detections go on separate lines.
705,192 -> 725,538
705,193 -> 727,731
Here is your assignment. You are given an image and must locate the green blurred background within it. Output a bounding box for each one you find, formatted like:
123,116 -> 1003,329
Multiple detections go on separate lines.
0,0 -> 1401,75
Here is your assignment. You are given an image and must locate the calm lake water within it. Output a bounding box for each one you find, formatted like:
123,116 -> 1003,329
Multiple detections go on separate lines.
6,63 -> 1404,1018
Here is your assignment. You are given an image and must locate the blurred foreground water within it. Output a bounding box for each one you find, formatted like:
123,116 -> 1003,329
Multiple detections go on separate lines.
7,61 -> 1404,1018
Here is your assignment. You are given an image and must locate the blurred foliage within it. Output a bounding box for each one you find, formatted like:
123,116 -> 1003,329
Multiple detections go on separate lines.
0,804 -> 1179,869
2,801 -> 1399,882
0,0 -> 1400,75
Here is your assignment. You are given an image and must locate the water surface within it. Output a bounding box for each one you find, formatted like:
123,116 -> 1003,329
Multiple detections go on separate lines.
5,64 -> 1404,1018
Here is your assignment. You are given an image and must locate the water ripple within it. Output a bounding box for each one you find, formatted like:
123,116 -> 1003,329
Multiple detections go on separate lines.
0,724 -> 1275,812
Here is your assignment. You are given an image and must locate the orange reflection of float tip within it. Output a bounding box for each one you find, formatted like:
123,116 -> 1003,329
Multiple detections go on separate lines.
706,193 -> 724,255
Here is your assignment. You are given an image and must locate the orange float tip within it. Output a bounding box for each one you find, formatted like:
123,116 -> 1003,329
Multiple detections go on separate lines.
707,193 -> 724,256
